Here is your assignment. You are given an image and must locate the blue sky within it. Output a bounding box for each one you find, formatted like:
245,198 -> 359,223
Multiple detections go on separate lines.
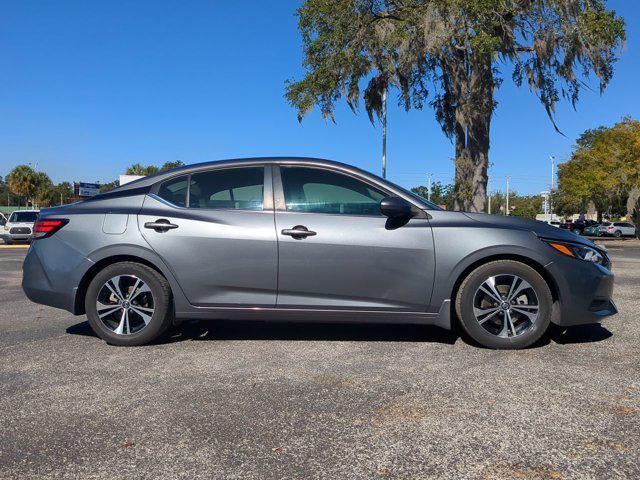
0,0 -> 637,195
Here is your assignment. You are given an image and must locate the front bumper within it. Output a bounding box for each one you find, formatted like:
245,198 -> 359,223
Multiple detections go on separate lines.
2,233 -> 32,242
546,256 -> 617,326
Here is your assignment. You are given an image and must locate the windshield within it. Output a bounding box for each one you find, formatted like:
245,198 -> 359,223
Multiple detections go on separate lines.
9,211 -> 39,223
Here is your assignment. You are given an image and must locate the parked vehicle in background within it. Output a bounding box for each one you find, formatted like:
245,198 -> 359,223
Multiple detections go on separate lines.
561,219 -> 598,235
597,222 -> 636,238
2,210 -> 39,244
547,220 -> 562,228
22,158 -> 617,350
0,213 -> 6,227
583,224 -> 600,236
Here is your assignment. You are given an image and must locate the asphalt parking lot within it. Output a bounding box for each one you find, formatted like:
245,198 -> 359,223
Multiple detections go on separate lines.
1,241 -> 639,480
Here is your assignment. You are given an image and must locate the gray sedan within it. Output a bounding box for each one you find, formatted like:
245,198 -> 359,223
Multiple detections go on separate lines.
22,158 -> 616,349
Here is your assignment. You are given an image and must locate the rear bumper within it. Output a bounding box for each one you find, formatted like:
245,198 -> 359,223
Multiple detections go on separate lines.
22,240 -> 90,314
546,257 -> 617,327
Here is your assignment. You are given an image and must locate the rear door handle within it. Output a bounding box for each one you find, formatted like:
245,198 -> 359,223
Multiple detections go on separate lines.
144,219 -> 179,232
281,225 -> 316,239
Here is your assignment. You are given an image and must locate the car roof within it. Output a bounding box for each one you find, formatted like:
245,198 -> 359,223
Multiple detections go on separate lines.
10,209 -> 39,213
100,157 -> 384,194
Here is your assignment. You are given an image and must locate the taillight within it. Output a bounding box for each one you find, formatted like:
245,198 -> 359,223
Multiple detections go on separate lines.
33,218 -> 69,240
608,226 -> 614,230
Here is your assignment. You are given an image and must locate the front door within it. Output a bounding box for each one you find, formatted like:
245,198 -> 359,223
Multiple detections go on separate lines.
273,166 -> 435,311
139,165 -> 278,307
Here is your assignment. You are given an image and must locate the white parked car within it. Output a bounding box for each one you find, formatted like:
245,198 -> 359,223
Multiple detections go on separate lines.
597,222 -> 636,238
1,210 -> 40,244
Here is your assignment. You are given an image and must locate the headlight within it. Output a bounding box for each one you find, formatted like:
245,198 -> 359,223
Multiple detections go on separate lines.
544,240 -> 607,265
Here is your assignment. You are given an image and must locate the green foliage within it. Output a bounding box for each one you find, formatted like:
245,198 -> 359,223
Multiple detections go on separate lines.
411,181 -> 454,210
160,160 -> 185,171
100,180 -> 120,193
557,117 -> 640,220
126,160 -> 184,177
35,181 -> 74,208
286,0 -> 626,211
7,165 -> 51,206
126,163 -> 159,176
510,195 -> 543,220
412,182 -> 540,216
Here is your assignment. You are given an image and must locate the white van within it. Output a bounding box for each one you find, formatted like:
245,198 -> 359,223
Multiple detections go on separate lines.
1,210 -> 40,244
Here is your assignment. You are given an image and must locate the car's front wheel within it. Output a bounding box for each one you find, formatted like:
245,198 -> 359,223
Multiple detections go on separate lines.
85,262 -> 173,346
455,260 -> 553,349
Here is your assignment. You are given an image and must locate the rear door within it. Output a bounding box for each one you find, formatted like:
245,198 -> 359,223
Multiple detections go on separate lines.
273,165 -> 435,311
139,165 -> 278,307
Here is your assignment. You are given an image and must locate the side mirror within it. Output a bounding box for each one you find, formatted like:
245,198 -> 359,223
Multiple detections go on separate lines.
380,196 -> 413,219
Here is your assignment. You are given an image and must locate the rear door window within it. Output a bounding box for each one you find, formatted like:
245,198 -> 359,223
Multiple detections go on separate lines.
189,167 -> 264,211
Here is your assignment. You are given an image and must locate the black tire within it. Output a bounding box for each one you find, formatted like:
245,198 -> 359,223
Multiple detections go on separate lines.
455,260 -> 553,350
5,239 -> 13,245
614,230 -> 622,238
85,262 -> 173,346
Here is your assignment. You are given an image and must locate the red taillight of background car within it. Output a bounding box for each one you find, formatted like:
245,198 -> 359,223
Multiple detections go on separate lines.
608,226 -> 614,230
33,219 -> 69,240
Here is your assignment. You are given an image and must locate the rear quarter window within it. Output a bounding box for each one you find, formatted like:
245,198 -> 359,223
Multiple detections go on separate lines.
157,176 -> 189,207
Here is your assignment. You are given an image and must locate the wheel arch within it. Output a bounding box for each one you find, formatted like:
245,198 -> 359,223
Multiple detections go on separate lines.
73,247 -> 188,315
449,253 -> 560,322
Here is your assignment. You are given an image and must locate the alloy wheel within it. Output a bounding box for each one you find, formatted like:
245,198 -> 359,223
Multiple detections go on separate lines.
96,275 -> 155,335
473,274 -> 539,339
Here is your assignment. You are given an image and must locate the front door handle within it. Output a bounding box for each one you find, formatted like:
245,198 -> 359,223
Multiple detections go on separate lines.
281,225 -> 317,239
144,219 -> 179,232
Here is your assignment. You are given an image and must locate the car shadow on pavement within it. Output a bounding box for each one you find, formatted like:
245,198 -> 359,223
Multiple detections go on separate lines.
66,319 -> 613,347
66,319 -> 459,345
549,323 -> 613,345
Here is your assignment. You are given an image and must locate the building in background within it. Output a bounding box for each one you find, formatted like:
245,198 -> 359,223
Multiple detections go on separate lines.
119,175 -> 144,186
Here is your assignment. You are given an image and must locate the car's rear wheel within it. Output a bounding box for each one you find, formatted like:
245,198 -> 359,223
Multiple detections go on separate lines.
455,260 -> 553,349
614,230 -> 622,238
85,262 -> 173,346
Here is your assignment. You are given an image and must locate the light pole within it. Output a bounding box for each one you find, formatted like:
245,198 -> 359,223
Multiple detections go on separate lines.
549,155 -> 555,220
487,174 -> 491,214
505,176 -> 511,215
381,86 -> 387,179
427,173 -> 432,201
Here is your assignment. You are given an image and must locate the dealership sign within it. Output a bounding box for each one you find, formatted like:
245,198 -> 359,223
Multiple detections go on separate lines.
76,182 -> 100,197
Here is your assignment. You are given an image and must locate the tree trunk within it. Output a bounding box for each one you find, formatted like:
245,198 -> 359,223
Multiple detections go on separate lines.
452,53 -> 493,213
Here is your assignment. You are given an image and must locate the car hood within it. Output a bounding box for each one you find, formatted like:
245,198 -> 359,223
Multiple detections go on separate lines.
462,213 -> 600,249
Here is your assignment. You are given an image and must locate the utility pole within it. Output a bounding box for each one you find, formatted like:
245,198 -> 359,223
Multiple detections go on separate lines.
505,176 -> 511,215
381,86 -> 387,179
427,173 -> 433,201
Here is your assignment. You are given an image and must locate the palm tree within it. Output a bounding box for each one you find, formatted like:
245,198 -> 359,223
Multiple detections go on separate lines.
8,165 -> 38,207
